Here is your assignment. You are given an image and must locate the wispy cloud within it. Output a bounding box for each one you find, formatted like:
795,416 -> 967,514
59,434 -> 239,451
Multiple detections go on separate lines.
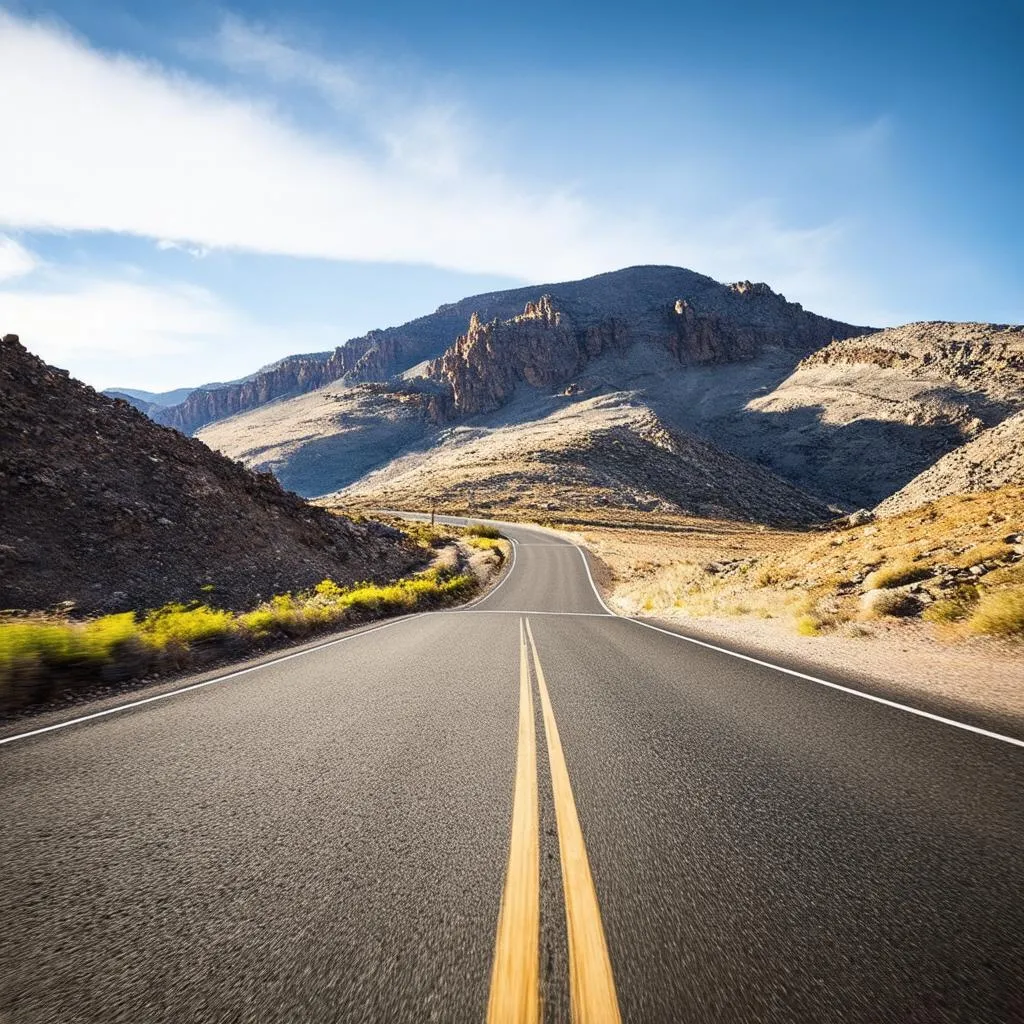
0,10 -> 664,281
0,237 -> 265,387
0,235 -> 39,281
0,10 -> 860,292
157,239 -> 210,259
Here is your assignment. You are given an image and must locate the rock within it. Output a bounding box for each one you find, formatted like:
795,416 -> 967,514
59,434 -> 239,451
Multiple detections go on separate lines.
848,509 -> 875,526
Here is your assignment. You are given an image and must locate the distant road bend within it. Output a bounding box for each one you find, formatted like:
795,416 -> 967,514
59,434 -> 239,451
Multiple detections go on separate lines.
2,519 -> 1022,1022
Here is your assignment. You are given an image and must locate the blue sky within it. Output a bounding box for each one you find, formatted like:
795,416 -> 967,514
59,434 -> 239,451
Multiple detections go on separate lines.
0,1 -> 1020,391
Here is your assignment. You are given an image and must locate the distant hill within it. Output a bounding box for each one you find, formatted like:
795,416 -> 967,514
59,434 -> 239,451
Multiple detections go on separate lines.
0,334 -> 419,614
105,385 -> 220,408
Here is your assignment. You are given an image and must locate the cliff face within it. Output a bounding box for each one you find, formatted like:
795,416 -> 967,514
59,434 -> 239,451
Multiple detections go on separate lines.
0,334 -> 419,614
148,265 -> 873,435
426,282 -> 869,420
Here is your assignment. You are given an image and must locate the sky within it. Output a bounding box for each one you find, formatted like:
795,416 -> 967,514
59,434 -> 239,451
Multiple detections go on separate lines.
0,1 -> 1021,392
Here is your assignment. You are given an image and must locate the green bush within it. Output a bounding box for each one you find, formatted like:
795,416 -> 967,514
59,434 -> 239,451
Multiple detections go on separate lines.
139,605 -> 235,649
0,566 -> 481,712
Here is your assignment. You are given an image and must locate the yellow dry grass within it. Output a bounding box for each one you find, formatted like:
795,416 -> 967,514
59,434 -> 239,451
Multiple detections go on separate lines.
576,486 -> 1024,642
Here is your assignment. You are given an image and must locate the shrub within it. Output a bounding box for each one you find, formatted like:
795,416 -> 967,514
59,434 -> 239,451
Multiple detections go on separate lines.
922,586 -> 978,624
465,524 -> 501,539
466,536 -> 505,560
139,604 -> 235,649
863,561 -> 932,591
860,588 -> 920,618
966,588 -> 1024,637
794,614 -> 822,636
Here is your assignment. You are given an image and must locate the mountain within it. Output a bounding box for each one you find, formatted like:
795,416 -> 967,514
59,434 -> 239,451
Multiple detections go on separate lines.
153,265 -> 869,436
0,334 -> 419,615
875,409 -> 1024,516
176,268 -> 1024,518
196,266 -> 872,506
104,385 -> 222,409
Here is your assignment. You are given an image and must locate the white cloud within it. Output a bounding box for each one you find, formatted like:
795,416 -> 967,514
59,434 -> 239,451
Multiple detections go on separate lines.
0,10 -> 667,282
157,239 -> 210,259
214,15 -> 361,109
0,270 -> 272,388
0,235 -> 39,281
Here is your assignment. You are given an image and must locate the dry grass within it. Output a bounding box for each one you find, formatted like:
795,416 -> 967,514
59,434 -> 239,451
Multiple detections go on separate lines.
578,486 -> 1024,643
968,589 -> 1024,637
863,561 -> 933,590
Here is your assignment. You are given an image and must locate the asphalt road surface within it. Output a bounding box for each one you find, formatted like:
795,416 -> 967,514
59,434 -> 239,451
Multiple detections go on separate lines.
2,520 -> 1022,1023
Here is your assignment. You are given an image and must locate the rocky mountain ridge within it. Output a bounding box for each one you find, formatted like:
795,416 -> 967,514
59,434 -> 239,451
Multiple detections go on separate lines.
0,335 -> 419,614
424,281 -> 868,420
147,265 -> 873,435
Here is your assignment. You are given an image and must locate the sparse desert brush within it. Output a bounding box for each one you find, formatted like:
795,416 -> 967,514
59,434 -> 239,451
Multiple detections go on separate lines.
465,524 -> 502,539
863,561 -> 933,591
860,588 -> 919,619
794,614 -> 822,636
922,586 -> 979,624
953,543 -> 1015,569
139,604 -> 235,649
0,563 -> 483,712
466,535 -> 506,560
966,588 -> 1024,637
752,563 -> 795,588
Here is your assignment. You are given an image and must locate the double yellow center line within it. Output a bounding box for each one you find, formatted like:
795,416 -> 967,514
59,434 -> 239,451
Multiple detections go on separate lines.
487,619 -> 621,1024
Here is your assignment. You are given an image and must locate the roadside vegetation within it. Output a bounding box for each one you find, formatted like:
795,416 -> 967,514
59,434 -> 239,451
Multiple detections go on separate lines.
575,486 -> 1024,643
0,522 -> 508,715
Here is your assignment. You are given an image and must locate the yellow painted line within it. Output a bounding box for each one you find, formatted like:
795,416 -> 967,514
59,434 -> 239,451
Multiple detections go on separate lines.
525,619 -> 622,1024
486,619 -> 541,1024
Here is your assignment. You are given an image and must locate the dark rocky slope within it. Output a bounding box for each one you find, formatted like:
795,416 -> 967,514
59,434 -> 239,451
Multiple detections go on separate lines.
0,335 -> 419,615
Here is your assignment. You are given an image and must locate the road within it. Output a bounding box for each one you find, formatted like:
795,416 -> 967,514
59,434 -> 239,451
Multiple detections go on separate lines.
1,520 -> 1022,1023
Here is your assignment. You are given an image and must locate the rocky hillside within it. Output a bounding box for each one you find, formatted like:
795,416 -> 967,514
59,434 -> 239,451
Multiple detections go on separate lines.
0,335 -> 420,615
704,321 -> 1024,508
875,410 -> 1024,516
152,265 -> 871,435
336,395 -> 831,525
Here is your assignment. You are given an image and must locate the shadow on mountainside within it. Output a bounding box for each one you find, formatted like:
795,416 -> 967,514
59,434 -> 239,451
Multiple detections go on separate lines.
706,404 -> 968,509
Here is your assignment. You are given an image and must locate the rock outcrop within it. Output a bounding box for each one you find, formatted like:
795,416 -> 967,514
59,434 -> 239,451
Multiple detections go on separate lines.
0,335 -> 419,614
426,280 -> 869,420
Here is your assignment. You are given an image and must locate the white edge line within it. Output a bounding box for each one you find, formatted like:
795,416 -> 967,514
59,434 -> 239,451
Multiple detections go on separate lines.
0,614 -> 418,748
572,542 -> 1024,749
574,545 -> 616,616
